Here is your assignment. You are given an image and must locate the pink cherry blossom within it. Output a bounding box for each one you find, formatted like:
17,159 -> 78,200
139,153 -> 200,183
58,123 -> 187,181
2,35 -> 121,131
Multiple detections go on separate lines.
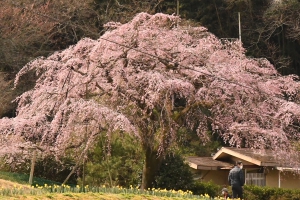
1,12 -> 300,188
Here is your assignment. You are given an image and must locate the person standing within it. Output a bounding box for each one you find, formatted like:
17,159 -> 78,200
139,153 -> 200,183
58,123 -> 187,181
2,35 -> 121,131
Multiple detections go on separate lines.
228,161 -> 245,199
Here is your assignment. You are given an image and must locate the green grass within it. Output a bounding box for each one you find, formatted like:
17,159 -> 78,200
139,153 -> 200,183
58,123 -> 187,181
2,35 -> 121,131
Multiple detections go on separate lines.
0,171 -> 217,200
0,171 -> 61,186
0,193 -> 202,200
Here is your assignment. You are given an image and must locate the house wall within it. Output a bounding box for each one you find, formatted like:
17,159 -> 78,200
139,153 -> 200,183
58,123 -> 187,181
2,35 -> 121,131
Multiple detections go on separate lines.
266,168 -> 279,187
266,168 -> 300,189
192,167 -> 300,189
280,171 -> 300,189
197,170 -> 230,185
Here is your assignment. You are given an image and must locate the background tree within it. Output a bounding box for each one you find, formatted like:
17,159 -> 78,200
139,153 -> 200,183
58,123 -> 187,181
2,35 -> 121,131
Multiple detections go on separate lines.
92,0 -> 159,23
0,12 -> 300,190
155,0 -> 300,75
261,0 -> 300,74
0,0 -> 102,119
0,0 -> 101,73
153,154 -> 193,190
81,132 -> 143,187
178,128 -> 222,157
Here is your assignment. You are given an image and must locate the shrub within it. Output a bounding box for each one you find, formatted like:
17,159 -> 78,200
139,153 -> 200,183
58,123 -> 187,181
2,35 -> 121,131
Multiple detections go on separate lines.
153,154 -> 194,191
81,133 -> 143,188
244,185 -> 300,200
190,181 -> 221,198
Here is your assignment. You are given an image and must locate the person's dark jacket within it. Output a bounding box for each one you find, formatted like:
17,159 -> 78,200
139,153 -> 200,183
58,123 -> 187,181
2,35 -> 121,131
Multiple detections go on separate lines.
228,166 -> 245,187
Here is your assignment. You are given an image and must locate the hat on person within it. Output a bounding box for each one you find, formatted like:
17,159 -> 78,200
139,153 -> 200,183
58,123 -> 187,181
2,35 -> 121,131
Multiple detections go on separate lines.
222,188 -> 228,193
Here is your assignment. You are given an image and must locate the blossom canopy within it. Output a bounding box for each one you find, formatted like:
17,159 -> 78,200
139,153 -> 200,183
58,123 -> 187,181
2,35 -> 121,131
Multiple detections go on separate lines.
0,12 -> 299,163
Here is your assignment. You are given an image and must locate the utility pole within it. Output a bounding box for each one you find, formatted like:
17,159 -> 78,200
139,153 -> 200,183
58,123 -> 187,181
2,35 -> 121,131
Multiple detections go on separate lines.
238,12 -> 243,70
177,0 -> 179,16
238,12 -> 241,44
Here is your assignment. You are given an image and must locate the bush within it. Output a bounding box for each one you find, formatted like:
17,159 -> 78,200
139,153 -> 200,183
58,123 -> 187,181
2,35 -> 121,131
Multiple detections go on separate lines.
81,133 -> 143,188
34,156 -> 77,184
244,185 -> 300,200
153,154 -> 194,191
190,181 -> 221,198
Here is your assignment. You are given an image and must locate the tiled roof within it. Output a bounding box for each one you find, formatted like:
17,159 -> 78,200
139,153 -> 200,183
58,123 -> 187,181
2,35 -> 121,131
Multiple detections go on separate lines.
213,147 -> 279,166
186,147 -> 297,171
186,156 -> 233,170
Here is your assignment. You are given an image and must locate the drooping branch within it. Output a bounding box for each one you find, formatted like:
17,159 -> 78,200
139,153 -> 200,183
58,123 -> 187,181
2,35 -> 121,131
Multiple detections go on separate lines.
0,12 -> 300,187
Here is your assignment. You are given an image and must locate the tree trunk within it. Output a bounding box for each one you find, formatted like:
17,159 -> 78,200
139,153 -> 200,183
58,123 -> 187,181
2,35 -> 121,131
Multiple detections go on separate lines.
63,161 -> 79,185
29,150 -> 36,185
141,147 -> 163,190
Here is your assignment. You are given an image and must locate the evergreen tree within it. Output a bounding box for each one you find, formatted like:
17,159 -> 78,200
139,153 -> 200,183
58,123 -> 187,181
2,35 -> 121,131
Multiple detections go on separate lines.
82,132 -> 143,187
154,154 -> 193,190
